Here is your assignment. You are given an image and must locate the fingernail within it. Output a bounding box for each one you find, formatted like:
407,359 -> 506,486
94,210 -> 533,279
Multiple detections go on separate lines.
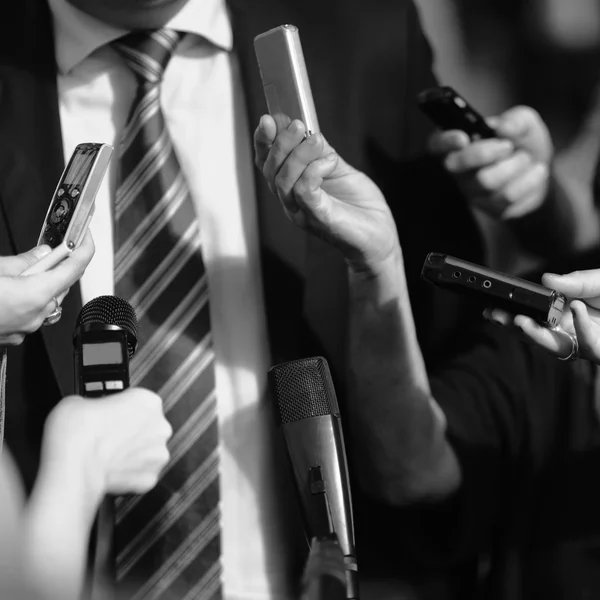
443,155 -> 455,170
34,245 -> 52,259
496,140 -> 514,152
451,132 -> 469,147
325,152 -> 336,161
306,132 -> 320,145
288,120 -> 303,133
258,115 -> 268,129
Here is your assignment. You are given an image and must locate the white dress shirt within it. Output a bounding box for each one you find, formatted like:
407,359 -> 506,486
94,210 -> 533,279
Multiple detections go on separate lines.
47,1 -> 292,598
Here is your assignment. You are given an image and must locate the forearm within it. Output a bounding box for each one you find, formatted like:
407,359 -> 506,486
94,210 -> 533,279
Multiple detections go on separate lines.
22,455 -> 101,600
346,248 -> 461,505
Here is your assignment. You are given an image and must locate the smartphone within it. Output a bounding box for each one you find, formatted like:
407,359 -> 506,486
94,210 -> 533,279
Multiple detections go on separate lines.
22,142 -> 113,275
421,252 -> 566,327
417,86 -> 496,140
254,24 -> 320,135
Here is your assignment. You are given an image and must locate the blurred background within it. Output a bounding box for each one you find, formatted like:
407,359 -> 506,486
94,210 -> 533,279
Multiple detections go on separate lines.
416,0 -> 600,270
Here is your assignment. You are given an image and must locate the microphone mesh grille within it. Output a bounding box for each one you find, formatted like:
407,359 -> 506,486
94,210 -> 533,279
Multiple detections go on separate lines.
268,357 -> 340,425
76,295 -> 138,358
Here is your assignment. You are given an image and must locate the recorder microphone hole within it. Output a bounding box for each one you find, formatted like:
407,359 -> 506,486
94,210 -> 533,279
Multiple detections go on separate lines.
452,271 -> 461,279
482,280 -> 492,288
467,276 -> 476,283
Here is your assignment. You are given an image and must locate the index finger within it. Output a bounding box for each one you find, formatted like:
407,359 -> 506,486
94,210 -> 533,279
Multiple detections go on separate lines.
444,138 -> 515,173
428,129 -> 470,156
253,114 -> 277,171
492,106 -> 537,143
542,270 -> 600,299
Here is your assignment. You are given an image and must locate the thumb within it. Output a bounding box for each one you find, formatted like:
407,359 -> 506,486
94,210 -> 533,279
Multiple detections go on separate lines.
0,245 -> 52,276
492,106 -> 534,142
29,245 -> 53,262
543,269 -> 600,299
17,245 -> 53,272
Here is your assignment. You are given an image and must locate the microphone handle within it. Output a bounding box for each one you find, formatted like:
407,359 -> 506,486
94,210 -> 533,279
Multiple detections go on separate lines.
80,387 -> 126,600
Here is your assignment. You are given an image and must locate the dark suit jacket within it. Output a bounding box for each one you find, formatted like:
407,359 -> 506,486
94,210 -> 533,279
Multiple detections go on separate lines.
0,0 -> 484,595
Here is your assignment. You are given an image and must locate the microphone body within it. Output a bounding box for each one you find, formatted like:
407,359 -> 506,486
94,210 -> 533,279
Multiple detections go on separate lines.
268,357 -> 358,599
72,296 -> 138,599
73,296 -> 138,398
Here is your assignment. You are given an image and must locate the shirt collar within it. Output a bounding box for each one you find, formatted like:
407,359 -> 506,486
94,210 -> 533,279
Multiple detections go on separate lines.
48,0 -> 233,75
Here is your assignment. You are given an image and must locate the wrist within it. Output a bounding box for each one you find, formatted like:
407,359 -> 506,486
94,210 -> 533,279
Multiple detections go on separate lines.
346,245 -> 410,310
345,244 -> 404,281
33,448 -> 103,533
38,423 -> 106,517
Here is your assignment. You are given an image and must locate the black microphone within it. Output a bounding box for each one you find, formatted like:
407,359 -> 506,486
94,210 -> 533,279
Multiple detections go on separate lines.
267,356 -> 358,599
73,295 -> 138,397
72,295 -> 138,599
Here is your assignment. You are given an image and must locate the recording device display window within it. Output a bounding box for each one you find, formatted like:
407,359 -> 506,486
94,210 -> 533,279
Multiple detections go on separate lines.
82,342 -> 124,366
42,188 -> 78,246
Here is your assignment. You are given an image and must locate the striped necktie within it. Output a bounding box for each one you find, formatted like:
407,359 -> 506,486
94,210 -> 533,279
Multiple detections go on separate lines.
112,30 -> 221,600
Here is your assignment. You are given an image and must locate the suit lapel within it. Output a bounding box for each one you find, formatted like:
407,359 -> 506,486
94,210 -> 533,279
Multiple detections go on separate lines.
229,0 -> 350,379
0,0 -> 82,396
229,0 -> 308,278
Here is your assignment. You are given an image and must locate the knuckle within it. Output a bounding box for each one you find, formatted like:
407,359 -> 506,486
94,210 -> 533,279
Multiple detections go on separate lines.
273,170 -> 287,197
158,446 -> 171,465
292,178 -> 308,199
28,315 -> 46,332
516,104 -> 539,121
443,153 -> 461,172
269,137 -> 286,160
144,473 -> 160,491
131,475 -> 159,494
515,150 -> 532,167
6,333 -> 25,346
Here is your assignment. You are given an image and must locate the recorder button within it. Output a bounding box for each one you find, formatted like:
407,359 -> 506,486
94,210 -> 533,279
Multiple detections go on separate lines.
105,381 -> 124,391
85,381 -> 104,392
510,287 -> 533,305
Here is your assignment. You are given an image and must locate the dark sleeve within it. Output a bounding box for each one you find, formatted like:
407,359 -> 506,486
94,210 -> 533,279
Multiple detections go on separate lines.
356,321 -> 590,573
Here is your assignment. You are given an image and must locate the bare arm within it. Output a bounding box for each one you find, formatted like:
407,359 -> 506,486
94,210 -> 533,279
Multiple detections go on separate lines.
253,116 -> 461,506
346,250 -> 461,504
21,389 -> 171,600
22,445 -> 102,600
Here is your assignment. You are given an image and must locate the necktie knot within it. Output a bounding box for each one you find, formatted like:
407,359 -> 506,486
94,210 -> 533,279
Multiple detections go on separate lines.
113,29 -> 182,86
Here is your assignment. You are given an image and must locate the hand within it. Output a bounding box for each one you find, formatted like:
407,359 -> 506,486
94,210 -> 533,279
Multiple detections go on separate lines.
254,114 -> 400,273
484,270 -> 600,363
0,230 -> 95,346
429,106 -> 553,219
41,388 -> 172,503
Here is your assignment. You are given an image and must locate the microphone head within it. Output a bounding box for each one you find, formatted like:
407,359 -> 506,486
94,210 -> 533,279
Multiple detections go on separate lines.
76,295 -> 138,358
268,357 -> 340,425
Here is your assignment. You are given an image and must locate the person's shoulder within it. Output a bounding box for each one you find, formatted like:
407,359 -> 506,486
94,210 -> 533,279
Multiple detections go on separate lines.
0,0 -> 53,62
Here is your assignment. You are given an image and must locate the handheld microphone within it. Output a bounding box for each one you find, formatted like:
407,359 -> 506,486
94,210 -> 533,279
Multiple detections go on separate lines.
267,357 -> 358,599
73,296 -> 138,397
72,296 -> 138,599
